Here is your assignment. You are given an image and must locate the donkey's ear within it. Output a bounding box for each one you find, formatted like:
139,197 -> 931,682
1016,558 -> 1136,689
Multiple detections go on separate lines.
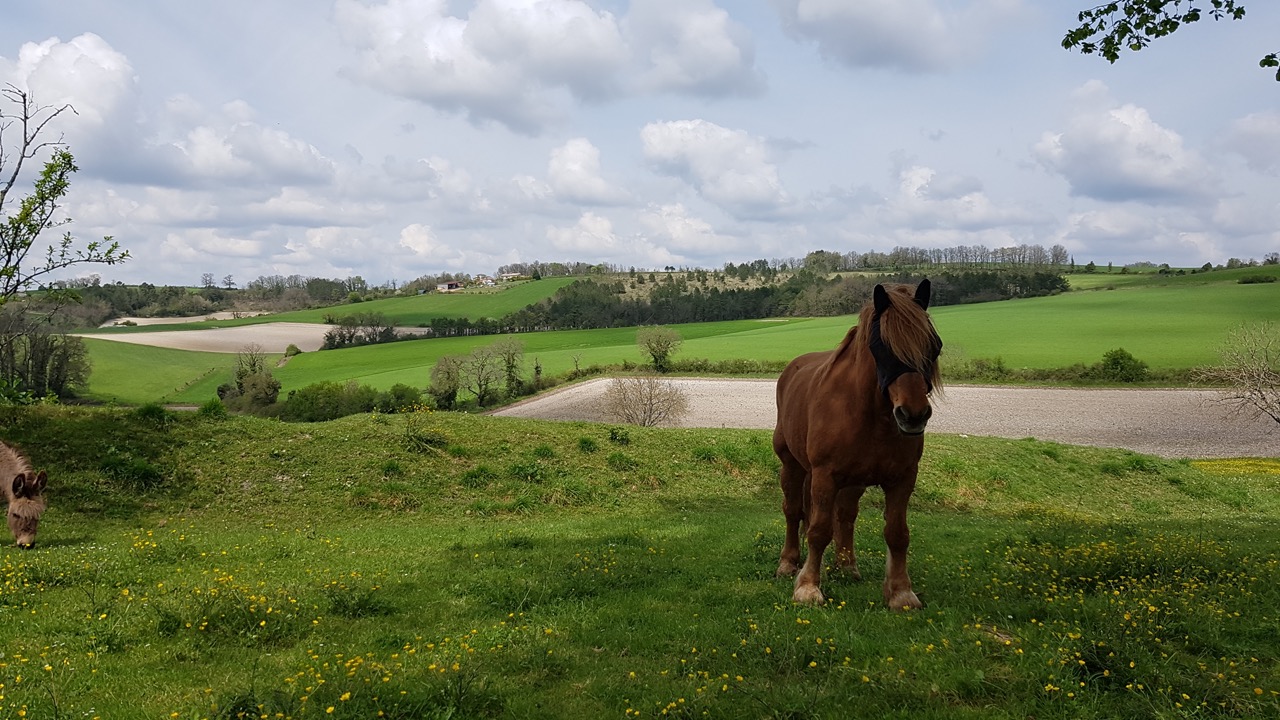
914,279 -> 932,310
12,474 -> 27,498
33,470 -> 47,493
873,284 -> 890,315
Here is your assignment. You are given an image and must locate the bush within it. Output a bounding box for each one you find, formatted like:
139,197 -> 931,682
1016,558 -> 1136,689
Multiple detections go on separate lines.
1095,348 -> 1149,383
197,398 -> 227,418
374,383 -> 423,414
279,380 -> 380,422
1239,275 -> 1277,284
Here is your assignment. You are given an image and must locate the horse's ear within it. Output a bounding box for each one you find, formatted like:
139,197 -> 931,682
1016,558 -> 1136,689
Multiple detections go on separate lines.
914,279 -> 932,310
873,284 -> 890,315
33,471 -> 46,493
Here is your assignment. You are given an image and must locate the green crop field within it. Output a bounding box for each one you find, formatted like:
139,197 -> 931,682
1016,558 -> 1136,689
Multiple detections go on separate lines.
86,277 -> 580,334
0,406 -> 1277,718
77,268 -> 1280,405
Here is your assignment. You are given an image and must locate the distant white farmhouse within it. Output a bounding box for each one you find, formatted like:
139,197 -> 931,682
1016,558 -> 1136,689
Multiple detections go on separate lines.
437,281 -> 464,292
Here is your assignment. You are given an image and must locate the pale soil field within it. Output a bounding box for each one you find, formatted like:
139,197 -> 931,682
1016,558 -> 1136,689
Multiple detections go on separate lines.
495,378 -> 1278,459
79,322 -> 334,353
79,326 -> 1277,458
78,320 -> 428,354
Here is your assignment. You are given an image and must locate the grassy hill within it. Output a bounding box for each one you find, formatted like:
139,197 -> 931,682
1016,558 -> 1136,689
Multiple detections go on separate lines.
76,266 -> 1280,405
86,277 -> 581,334
0,406 -> 1276,718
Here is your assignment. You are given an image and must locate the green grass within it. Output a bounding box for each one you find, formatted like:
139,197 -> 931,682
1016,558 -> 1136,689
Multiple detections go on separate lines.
0,407 -> 1277,718
84,277 -> 581,333
76,267 -> 1280,404
80,338 -> 234,405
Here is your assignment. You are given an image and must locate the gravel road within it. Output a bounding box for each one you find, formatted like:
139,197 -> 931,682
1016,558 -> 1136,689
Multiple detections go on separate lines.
494,378 -> 1278,459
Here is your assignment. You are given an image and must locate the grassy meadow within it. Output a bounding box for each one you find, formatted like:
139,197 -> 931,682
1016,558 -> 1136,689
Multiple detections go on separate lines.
0,405 -> 1277,718
77,265 -> 1280,405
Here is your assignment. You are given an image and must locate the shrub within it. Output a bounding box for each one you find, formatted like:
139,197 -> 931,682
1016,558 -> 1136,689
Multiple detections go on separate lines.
1239,275 -> 1277,284
1095,348 -> 1149,383
197,397 -> 227,418
375,383 -> 423,414
133,402 -> 174,427
279,380 -> 379,422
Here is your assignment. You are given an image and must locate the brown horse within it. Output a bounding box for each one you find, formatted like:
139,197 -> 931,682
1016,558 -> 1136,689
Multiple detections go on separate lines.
1,441 -> 47,549
773,279 -> 942,608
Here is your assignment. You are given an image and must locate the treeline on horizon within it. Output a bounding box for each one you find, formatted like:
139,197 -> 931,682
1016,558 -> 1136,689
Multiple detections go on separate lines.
418,268 -> 1070,337
46,239 -> 1277,331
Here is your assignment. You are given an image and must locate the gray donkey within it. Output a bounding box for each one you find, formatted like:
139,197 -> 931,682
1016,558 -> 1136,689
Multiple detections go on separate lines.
2,441 -> 47,548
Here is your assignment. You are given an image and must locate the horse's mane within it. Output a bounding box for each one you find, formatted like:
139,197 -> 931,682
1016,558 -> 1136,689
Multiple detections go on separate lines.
850,284 -> 943,394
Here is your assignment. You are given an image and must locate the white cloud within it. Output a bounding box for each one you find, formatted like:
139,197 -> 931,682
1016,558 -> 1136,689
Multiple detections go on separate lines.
639,203 -> 737,256
398,223 -> 466,265
548,138 -> 629,205
1034,83 -> 1215,203
1223,111 -> 1280,174
641,119 -> 790,218
335,0 -> 762,134
884,165 -> 1040,232
546,211 -> 622,253
336,0 -> 625,133
626,0 -> 763,95
775,0 -> 1022,72
162,229 -> 263,262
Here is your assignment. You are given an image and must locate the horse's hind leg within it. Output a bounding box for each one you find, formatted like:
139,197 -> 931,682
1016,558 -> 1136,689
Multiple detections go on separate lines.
776,451 -> 806,578
835,486 -> 865,581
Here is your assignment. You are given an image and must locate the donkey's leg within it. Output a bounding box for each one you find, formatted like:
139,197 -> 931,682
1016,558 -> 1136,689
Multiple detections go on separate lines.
776,451 -> 806,578
834,486 -> 865,581
882,482 -> 922,611
794,470 -> 835,605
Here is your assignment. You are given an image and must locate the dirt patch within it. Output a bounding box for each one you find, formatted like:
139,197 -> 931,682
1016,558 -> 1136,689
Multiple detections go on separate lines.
495,379 -> 1278,459
76,322 -> 333,354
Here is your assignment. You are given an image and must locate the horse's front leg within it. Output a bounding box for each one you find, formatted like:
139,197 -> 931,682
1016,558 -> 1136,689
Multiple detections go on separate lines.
794,470 -> 835,605
882,482 -> 922,611
834,486 -> 865,581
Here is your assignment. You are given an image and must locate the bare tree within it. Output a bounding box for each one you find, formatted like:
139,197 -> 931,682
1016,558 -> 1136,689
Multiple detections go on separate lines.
1,84 -> 128,308
462,344 -> 503,407
636,325 -> 682,372
1195,321 -> 1280,425
604,374 -> 690,427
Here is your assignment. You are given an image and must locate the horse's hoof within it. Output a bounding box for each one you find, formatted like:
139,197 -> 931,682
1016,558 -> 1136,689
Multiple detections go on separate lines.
839,563 -> 862,581
776,560 -> 800,578
885,590 -> 922,611
793,585 -> 825,606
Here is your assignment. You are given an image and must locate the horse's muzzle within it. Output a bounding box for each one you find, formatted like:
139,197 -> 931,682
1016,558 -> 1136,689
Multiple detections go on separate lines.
893,405 -> 932,435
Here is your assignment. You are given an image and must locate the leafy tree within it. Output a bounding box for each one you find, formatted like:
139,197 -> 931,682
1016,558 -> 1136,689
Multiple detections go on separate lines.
430,355 -> 464,410
1195,321 -> 1279,425
636,326 -> 682,372
491,337 -> 525,398
1064,1 -> 1278,80
1,85 -> 129,307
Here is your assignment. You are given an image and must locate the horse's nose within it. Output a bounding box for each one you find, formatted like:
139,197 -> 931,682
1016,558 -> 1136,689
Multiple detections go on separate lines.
893,404 -> 932,435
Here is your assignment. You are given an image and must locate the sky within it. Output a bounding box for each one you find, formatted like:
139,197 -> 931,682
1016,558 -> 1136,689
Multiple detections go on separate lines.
1,1 -> 1277,288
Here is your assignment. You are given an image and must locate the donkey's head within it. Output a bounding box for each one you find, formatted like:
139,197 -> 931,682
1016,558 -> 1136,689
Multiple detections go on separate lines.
8,470 -> 47,549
